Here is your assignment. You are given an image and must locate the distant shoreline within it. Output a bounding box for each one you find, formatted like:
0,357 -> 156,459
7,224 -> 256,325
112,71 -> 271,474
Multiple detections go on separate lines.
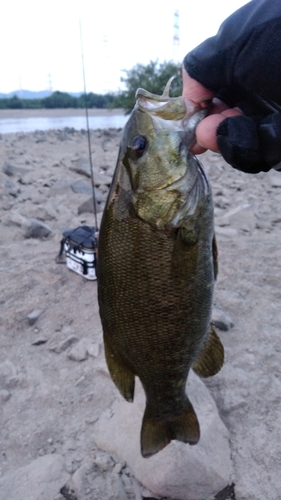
0,108 -> 125,119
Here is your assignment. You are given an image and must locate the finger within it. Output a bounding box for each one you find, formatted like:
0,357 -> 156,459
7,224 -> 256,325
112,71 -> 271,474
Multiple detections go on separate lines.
189,142 -> 207,155
196,114 -> 226,151
221,108 -> 243,118
211,98 -> 243,116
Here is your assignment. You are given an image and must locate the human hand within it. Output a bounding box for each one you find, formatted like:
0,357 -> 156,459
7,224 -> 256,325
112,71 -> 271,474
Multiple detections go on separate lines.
182,67 -> 242,155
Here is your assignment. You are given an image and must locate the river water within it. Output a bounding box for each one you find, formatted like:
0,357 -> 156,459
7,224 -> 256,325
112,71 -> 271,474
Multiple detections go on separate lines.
0,113 -> 128,134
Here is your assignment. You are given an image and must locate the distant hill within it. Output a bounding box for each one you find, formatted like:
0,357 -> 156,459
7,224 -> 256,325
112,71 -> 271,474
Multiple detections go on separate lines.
0,90 -> 83,99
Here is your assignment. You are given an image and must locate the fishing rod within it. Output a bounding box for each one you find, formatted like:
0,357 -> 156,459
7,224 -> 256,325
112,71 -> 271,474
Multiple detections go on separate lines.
79,20 -> 99,233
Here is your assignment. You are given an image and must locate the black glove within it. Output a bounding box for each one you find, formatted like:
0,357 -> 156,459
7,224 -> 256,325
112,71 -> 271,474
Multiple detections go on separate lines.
216,112 -> 281,174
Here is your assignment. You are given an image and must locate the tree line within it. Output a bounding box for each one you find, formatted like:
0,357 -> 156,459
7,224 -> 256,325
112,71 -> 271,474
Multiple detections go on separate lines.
0,61 -> 182,114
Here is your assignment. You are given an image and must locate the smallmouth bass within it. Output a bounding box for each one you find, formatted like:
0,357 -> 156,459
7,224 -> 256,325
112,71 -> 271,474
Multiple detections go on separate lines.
97,79 -> 224,458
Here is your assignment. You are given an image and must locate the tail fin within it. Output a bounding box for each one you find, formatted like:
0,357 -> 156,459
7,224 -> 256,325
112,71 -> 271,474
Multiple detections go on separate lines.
140,399 -> 200,458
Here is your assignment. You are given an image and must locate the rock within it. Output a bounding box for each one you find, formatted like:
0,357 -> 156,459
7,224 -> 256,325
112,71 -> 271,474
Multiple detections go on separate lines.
70,158 -> 112,186
5,179 -> 20,197
77,192 -> 105,215
22,218 -> 52,238
255,217 -> 272,231
105,471 -> 128,500
62,462 -> 94,499
70,157 -> 92,178
48,179 -> 72,196
87,342 -> 99,357
23,205 -> 58,222
94,373 -> 232,500
94,452 -> 115,472
0,389 -> 11,402
27,309 -> 44,326
268,171 -> 281,188
2,211 -> 27,227
0,360 -> 21,390
31,338 -> 48,346
71,180 -> 93,195
68,341 -> 88,362
68,338 -> 98,362
3,163 -> 30,177
212,307 -> 234,331
49,335 -> 78,354
0,454 -> 70,500
60,482 -> 78,500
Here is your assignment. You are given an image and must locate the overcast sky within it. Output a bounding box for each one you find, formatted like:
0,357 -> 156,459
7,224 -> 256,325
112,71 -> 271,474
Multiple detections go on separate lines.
1,0 -> 249,94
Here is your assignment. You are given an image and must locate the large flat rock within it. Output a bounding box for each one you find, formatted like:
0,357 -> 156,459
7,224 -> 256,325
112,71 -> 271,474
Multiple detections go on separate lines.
94,371 -> 232,500
0,454 -> 70,500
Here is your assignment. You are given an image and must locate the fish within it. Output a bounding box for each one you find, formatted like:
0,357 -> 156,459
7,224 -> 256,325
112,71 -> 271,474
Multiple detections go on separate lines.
97,78 -> 224,458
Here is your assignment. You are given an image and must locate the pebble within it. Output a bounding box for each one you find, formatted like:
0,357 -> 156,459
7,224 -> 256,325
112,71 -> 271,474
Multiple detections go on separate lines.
87,342 -> 99,357
112,463 -> 124,475
68,339 -> 88,362
49,335 -> 78,354
22,218 -> 52,239
106,471 -> 128,500
94,453 -> 115,472
268,171 -> 281,187
71,180 -> 93,195
3,163 -> 30,177
31,338 -> 48,346
2,211 -> 27,227
27,309 -> 44,326
5,179 -> 20,197
68,338 -> 99,362
212,307 -> 234,331
77,192 -> 104,215
0,389 -> 11,403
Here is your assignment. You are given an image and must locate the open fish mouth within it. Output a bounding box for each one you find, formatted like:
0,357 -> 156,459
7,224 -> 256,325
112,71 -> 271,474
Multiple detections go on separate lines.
135,77 -> 209,143
136,76 -> 194,121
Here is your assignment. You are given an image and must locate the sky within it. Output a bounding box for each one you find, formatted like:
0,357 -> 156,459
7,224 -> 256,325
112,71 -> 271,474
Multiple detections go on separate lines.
1,0 -> 250,95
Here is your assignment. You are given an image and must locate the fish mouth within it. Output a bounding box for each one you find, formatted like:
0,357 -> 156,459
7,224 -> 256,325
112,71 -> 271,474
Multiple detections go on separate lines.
135,76 -> 196,121
136,78 -> 209,147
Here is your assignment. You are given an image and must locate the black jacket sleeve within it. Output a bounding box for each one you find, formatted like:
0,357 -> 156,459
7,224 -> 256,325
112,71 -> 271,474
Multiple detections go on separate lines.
183,0 -> 281,107
183,0 -> 281,173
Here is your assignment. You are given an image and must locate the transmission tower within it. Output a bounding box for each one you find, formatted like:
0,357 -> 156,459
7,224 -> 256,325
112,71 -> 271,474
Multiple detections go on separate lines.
172,9 -> 180,62
102,32 -> 111,93
47,72 -> 53,95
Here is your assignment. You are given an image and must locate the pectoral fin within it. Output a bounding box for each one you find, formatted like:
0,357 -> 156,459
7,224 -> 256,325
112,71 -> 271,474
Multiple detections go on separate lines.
192,326 -> 224,378
104,335 -> 135,402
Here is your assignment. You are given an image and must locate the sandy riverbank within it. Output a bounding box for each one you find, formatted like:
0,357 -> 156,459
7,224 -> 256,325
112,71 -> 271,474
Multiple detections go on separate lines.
1,127 -> 281,499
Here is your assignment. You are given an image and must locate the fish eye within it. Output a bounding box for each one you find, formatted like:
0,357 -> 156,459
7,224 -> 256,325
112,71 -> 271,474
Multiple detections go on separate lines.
131,135 -> 147,158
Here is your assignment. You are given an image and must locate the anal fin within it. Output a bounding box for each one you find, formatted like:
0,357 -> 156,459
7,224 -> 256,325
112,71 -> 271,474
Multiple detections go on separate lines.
141,399 -> 200,458
192,325 -> 224,378
104,334 -> 135,402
